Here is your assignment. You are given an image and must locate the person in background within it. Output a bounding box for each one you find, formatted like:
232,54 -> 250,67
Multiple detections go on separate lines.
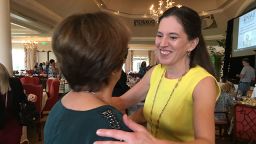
112,70 -> 130,114
112,70 -> 130,97
38,63 -> 44,74
237,58 -> 255,96
48,59 -> 58,78
95,6 -> 220,144
45,61 -> 50,75
215,81 -> 235,120
44,11 -> 132,144
138,61 -> 147,78
33,62 -> 39,74
42,62 -> 46,70
0,63 -> 36,144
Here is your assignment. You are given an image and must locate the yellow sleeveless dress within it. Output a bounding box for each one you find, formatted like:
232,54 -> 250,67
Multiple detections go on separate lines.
143,64 -> 220,142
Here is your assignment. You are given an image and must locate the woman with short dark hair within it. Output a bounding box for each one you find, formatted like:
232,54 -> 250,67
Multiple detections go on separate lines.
44,11 -> 131,144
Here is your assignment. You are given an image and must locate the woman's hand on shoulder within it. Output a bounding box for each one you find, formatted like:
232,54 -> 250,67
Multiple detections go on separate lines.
94,114 -> 157,144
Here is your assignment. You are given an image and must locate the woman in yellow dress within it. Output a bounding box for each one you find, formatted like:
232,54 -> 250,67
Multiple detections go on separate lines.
95,6 -> 220,144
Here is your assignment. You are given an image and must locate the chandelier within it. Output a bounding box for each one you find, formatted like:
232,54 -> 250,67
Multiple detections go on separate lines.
23,41 -> 38,49
149,0 -> 182,22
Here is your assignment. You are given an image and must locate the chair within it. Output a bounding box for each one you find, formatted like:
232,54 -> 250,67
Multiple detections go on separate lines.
20,76 -> 40,85
215,111 -> 230,137
233,104 -> 256,143
22,84 -> 43,141
22,84 -> 43,113
37,79 -> 60,141
42,79 -> 60,112
46,78 -> 53,92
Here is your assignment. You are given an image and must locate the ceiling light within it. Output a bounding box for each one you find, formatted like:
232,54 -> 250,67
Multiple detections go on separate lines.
149,0 -> 182,22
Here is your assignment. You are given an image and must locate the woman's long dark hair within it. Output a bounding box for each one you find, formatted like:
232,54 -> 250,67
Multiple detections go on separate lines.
159,6 -> 215,76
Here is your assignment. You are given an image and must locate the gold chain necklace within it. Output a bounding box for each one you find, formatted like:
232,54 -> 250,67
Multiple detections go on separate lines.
149,69 -> 186,137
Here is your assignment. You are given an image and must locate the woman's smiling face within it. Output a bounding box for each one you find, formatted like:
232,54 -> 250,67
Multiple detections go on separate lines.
155,16 -> 194,67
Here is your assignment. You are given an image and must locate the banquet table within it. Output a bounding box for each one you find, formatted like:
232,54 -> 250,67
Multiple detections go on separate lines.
233,103 -> 256,142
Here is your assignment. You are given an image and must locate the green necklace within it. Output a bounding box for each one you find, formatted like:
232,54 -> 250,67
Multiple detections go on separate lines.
149,69 -> 186,137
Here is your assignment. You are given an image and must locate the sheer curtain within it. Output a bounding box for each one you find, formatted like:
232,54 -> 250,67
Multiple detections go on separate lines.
24,42 -> 38,70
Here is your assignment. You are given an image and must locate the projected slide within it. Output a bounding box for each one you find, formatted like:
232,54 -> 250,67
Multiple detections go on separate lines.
238,9 -> 256,49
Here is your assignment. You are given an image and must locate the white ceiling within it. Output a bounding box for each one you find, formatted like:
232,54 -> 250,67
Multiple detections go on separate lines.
10,0 -> 256,50
11,23 -> 39,35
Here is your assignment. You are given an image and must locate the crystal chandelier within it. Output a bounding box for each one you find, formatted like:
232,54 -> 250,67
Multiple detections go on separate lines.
149,0 -> 182,22
23,41 -> 38,49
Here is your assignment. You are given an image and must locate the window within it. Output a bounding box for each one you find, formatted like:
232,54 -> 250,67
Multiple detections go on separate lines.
132,57 -> 149,72
122,64 -> 125,71
12,48 -> 25,70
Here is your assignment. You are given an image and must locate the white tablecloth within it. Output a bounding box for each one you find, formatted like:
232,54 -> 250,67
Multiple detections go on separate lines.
251,87 -> 256,98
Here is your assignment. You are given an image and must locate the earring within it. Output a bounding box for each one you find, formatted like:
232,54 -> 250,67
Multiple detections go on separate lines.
187,50 -> 191,57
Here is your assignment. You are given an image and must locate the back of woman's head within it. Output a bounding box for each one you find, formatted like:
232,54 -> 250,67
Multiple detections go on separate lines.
159,6 -> 215,76
52,12 -> 130,92
0,63 -> 10,95
221,81 -> 235,94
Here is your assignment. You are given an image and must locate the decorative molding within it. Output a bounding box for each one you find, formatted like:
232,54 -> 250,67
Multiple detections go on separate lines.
201,14 -> 217,30
95,0 -> 241,18
10,13 -> 53,33
128,44 -> 155,50
201,0 -> 239,16
12,37 -> 52,43
235,0 -> 255,17
12,0 -> 62,23
204,34 -> 225,40
131,37 -> 155,42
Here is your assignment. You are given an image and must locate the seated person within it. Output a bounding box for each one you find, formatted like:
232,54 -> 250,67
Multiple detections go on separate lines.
138,61 -> 147,78
44,12 -> 131,144
47,59 -> 58,78
112,70 -> 130,97
215,81 -> 236,120
0,63 -> 36,144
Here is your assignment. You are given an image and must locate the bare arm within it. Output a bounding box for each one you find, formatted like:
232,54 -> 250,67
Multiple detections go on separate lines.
111,68 -> 154,111
190,77 -> 218,144
239,74 -> 245,79
95,77 -> 219,144
157,77 -> 219,144
237,67 -> 246,79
